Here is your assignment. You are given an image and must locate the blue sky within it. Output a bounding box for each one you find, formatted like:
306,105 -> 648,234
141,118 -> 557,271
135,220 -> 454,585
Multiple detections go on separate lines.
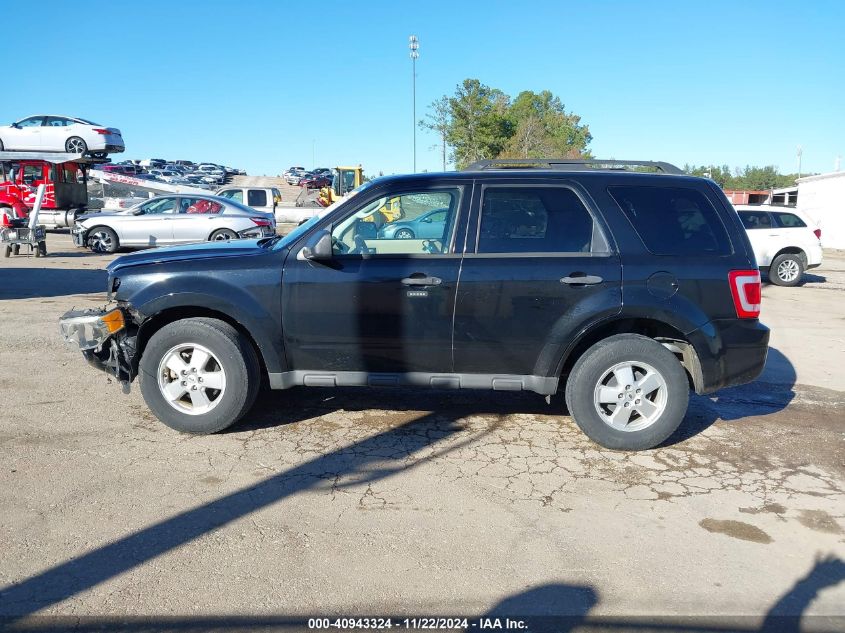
5,0 -> 843,177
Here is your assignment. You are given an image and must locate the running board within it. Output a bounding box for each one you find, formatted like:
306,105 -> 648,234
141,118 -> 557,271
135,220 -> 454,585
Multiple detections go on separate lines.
268,371 -> 558,395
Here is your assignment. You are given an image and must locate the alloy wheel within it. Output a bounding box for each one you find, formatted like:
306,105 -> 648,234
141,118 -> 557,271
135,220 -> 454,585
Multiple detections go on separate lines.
777,259 -> 800,283
66,138 -> 87,153
157,343 -> 227,415
592,361 -> 668,431
88,230 -> 113,253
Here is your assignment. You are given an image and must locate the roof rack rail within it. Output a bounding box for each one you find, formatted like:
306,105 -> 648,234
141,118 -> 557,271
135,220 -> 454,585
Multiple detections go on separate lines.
463,158 -> 684,175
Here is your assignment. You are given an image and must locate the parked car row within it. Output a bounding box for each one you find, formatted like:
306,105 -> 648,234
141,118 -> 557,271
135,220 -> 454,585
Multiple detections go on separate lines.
99,160 -> 244,189
283,166 -> 332,187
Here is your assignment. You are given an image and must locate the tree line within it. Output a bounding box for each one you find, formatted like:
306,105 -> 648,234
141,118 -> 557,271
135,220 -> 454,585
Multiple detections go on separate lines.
420,79 -> 592,170
683,164 -> 804,190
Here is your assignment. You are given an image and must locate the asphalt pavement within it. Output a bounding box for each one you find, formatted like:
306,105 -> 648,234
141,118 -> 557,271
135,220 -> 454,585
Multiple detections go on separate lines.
0,233 -> 843,631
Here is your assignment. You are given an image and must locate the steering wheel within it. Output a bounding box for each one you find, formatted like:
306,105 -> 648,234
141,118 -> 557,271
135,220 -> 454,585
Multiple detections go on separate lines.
331,235 -> 349,254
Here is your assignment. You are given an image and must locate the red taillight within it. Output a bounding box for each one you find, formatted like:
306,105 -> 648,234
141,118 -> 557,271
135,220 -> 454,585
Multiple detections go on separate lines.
813,228 -> 821,240
728,270 -> 761,319
250,217 -> 272,227
93,128 -> 110,135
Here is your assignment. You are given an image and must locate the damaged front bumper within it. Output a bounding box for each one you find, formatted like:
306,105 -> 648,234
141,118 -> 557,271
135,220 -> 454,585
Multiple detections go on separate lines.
71,226 -> 87,247
59,307 -> 137,388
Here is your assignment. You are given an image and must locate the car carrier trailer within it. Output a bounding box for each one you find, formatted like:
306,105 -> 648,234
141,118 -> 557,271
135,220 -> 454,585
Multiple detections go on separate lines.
0,151 -> 108,229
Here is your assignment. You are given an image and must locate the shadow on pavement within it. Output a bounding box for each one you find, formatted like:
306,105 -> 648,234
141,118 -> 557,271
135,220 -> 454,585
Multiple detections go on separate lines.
0,268 -> 106,299
664,346 -> 797,446
4,561 -> 843,632
235,385 -> 564,434
0,411 -> 485,623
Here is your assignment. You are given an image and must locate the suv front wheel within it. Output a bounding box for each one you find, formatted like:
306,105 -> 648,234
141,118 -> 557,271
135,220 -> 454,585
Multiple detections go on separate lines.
565,334 -> 689,450
139,318 -> 260,434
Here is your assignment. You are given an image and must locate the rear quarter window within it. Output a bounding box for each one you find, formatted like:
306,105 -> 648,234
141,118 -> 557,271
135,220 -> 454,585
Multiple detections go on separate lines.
772,212 -> 807,228
608,185 -> 732,255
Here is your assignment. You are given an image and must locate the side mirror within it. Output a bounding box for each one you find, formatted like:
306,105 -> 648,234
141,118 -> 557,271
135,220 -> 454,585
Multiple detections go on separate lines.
298,229 -> 332,261
133,209 -> 144,216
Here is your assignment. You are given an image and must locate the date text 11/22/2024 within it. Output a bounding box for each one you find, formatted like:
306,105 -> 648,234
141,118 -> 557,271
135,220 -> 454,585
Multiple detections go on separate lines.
307,617 -> 529,630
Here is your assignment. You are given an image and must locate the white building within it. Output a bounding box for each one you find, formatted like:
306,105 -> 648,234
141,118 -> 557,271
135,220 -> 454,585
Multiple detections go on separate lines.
797,171 -> 845,249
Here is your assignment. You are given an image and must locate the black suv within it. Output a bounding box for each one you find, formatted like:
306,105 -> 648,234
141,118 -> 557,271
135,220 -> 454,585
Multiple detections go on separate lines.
60,159 -> 769,451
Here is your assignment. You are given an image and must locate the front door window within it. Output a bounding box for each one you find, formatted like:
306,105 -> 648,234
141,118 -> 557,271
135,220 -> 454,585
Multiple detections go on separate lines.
138,198 -> 176,215
331,189 -> 460,256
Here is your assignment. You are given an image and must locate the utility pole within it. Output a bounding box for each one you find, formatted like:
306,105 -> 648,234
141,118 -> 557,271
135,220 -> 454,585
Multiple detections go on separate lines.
409,35 -> 419,172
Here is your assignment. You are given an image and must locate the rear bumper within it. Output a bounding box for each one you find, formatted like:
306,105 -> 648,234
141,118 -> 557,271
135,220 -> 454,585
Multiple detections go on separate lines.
687,318 -> 770,394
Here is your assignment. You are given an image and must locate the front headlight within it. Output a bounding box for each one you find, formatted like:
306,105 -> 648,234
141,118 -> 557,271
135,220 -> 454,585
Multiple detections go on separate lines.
238,227 -> 264,238
59,308 -> 125,350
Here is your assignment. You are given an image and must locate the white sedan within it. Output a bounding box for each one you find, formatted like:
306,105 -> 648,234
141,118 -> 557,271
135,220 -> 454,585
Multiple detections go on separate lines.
72,194 -> 276,253
0,114 -> 125,156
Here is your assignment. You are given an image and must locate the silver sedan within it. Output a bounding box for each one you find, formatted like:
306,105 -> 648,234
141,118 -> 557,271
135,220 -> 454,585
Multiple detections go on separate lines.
73,194 -> 276,253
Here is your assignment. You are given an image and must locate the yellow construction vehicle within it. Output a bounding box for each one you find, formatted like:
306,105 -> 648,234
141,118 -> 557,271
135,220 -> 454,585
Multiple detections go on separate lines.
318,165 -> 404,223
317,166 -> 364,208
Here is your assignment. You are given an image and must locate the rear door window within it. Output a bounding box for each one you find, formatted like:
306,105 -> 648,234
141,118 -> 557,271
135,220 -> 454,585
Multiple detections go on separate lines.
180,197 -> 223,214
739,211 -> 773,230
772,212 -> 807,228
476,186 -> 604,254
247,189 -> 267,207
608,185 -> 731,255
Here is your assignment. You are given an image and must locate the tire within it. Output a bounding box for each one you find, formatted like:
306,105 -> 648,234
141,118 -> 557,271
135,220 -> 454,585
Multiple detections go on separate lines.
65,136 -> 88,154
3,246 -> 9,258
38,241 -> 47,257
139,318 -> 260,434
394,228 -> 414,239
34,244 -> 41,258
209,228 -> 238,241
564,334 -> 690,451
87,226 -> 119,253
12,244 -> 20,255
769,253 -> 803,287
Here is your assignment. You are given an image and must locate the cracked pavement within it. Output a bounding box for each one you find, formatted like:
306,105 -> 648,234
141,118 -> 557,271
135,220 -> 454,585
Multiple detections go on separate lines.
0,234 -> 843,626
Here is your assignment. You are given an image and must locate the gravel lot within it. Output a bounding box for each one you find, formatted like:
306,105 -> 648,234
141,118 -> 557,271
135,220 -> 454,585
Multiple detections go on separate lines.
0,233 -> 843,630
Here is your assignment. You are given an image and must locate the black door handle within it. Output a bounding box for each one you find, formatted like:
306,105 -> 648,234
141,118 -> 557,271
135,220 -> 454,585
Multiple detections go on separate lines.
561,274 -> 603,285
402,273 -> 442,286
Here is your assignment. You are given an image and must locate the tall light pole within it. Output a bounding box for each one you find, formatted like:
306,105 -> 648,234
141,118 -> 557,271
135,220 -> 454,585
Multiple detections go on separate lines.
797,145 -> 803,179
409,35 -> 419,172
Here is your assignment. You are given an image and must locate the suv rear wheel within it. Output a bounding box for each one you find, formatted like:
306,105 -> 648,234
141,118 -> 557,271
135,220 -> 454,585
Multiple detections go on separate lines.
139,318 -> 260,434
769,253 -> 803,287
565,334 -> 689,450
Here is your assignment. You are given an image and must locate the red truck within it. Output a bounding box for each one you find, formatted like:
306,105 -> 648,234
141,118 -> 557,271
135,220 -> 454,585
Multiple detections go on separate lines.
0,152 -> 101,228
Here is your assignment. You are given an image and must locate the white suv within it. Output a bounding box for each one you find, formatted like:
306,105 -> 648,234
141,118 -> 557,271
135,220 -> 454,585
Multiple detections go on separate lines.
736,205 -> 823,286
